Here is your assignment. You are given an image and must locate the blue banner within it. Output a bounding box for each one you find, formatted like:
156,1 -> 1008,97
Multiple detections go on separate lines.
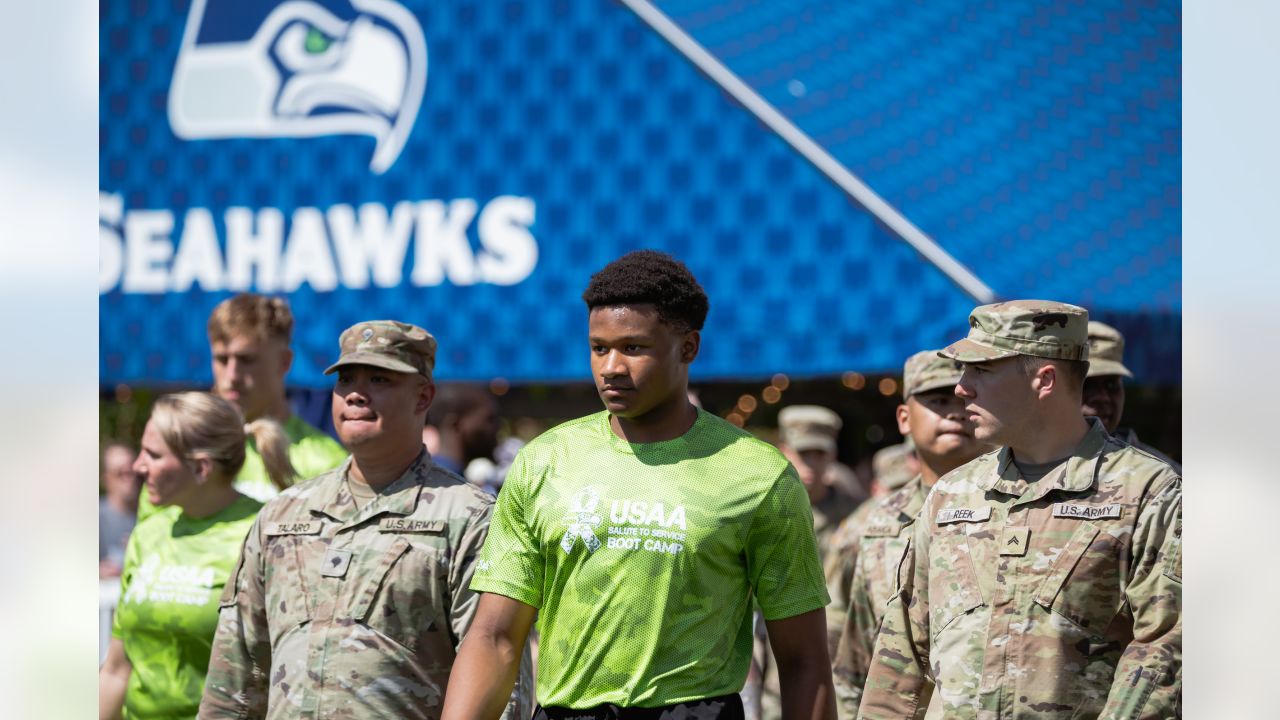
101,1 -> 1180,386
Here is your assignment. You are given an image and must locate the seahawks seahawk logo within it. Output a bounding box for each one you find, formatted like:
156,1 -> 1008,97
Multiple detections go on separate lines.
561,487 -> 603,553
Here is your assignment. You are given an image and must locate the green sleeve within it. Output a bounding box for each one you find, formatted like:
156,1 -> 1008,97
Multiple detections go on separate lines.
744,466 -> 830,621
1099,477 -> 1182,719
469,450 -> 544,608
197,515 -> 271,719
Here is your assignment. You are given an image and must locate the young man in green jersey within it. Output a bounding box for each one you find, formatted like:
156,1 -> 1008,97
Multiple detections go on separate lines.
443,250 -> 836,720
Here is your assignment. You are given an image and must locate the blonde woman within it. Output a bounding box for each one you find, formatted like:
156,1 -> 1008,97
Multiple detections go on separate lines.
99,392 -> 294,720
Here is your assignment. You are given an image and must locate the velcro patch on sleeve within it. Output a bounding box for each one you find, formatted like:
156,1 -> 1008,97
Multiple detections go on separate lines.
379,518 -> 447,533
1052,503 -> 1122,520
266,521 -> 323,536
936,506 -> 992,525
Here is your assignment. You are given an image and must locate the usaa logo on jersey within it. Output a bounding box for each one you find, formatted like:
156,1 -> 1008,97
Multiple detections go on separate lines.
169,0 -> 426,174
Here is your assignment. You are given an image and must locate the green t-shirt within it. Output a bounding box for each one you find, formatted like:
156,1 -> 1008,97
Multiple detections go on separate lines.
233,414 -> 347,502
138,415 -> 346,520
112,495 -> 262,719
471,409 -> 829,708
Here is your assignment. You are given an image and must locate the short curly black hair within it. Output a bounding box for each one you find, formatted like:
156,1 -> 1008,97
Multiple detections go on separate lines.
582,250 -> 709,332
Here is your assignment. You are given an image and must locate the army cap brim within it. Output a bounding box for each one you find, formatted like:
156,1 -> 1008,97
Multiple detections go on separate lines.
324,352 -> 421,376
1086,358 -> 1134,379
789,435 -> 837,454
938,338 -> 1019,363
910,376 -> 962,396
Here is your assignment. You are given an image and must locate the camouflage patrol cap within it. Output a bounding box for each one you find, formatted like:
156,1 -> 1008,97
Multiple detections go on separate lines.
872,443 -> 915,491
940,300 -> 1089,363
778,405 -> 841,454
902,350 -> 962,399
1085,321 -> 1133,379
324,320 -> 437,381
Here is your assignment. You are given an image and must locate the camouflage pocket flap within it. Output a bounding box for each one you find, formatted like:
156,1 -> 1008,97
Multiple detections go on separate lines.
1033,521 -> 1100,611
350,537 -> 412,621
928,532 -> 985,637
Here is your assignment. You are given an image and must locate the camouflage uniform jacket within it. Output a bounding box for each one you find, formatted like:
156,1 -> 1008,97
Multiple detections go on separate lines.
198,451 -> 531,720
834,476 -> 929,720
858,420 -> 1182,719
1118,428 -> 1181,475
821,498 -> 876,657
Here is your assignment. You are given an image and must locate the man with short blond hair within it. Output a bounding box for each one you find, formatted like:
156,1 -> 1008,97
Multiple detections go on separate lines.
207,293 -> 346,502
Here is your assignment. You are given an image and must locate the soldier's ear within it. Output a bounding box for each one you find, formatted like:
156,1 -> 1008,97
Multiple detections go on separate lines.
1032,363 -> 1057,399
416,380 -> 437,416
896,403 -> 911,437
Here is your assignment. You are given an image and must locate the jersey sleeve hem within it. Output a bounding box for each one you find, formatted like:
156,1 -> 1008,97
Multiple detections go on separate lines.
469,579 -> 543,610
759,591 -> 830,622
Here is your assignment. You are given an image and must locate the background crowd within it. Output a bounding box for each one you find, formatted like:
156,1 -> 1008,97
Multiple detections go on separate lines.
98,289 -> 1179,719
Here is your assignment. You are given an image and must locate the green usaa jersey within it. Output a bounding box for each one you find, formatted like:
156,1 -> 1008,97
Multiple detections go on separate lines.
233,415 -> 347,502
471,409 -> 829,708
137,415 -> 346,521
112,494 -> 261,719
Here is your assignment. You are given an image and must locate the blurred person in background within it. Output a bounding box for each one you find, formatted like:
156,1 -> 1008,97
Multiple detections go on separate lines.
100,442 -> 142,579
749,406 -> 865,720
858,301 -> 1181,719
428,383 -> 502,493
99,392 -> 290,720
867,441 -> 919,498
207,293 -> 347,502
444,250 -> 834,720
777,405 -> 865,550
832,351 -> 986,718
820,441 -> 917,655
423,421 -> 442,455
1081,321 -> 1181,472
199,321 -> 530,720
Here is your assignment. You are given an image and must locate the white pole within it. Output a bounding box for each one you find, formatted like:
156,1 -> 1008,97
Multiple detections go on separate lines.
619,0 -> 997,303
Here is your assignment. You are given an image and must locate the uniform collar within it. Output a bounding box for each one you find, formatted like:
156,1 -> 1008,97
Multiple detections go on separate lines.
307,449 -> 433,523
983,418 -> 1110,503
880,474 -> 925,516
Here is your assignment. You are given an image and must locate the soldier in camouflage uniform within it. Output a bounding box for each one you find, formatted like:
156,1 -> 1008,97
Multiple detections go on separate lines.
858,301 -> 1182,719
746,405 -> 861,720
832,351 -> 987,718
821,442 -> 916,657
199,321 -> 530,720
1081,321 -> 1181,472
778,405 -> 867,549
